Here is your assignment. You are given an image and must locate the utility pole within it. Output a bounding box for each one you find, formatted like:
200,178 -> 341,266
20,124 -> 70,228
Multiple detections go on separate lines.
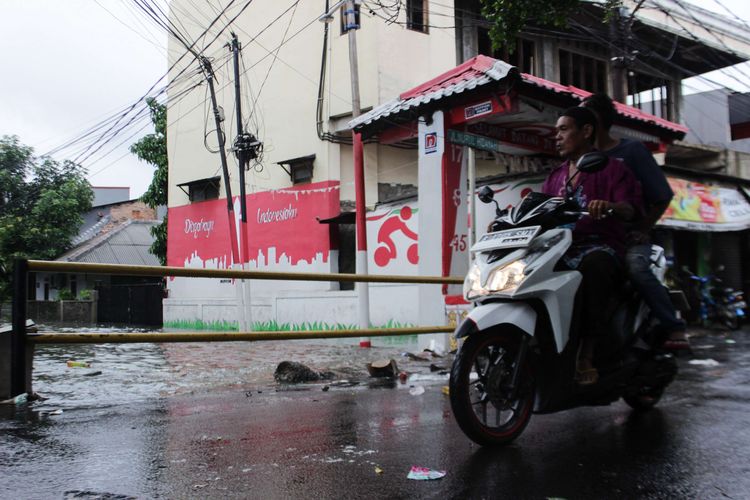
344,0 -> 372,346
230,33 -> 262,331
200,55 -> 248,331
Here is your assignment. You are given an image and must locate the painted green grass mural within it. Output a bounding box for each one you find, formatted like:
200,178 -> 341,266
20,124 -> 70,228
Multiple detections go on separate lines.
165,318 -> 417,342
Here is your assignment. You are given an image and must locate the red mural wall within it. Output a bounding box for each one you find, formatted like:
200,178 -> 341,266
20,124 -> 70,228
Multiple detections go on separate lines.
167,180 -> 340,268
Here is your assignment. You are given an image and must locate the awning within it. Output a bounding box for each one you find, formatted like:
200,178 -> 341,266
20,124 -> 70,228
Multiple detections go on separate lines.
349,55 -> 687,141
658,177 -> 750,232
317,212 -> 356,224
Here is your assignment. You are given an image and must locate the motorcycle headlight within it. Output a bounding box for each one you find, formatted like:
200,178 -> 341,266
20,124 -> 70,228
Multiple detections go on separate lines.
486,261 -> 526,292
464,263 -> 485,300
464,260 -> 527,301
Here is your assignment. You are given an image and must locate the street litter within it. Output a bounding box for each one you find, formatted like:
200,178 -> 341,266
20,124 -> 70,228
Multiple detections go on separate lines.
409,373 -> 450,382
429,363 -> 448,372
274,361 -> 333,383
47,409 -> 63,416
726,339 -> 736,344
689,359 -> 720,367
401,352 -> 430,362
694,345 -> 714,350
441,386 -> 450,396
398,371 -> 408,383
67,360 -> 91,368
407,466 -> 446,480
375,466 -> 384,474
422,348 -> 443,358
0,392 -> 27,405
83,371 -> 102,377
367,359 -> 399,378
409,386 -> 425,396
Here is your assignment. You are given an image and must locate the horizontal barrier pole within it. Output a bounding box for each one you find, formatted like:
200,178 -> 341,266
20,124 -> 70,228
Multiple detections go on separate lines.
28,326 -> 456,344
27,260 -> 463,285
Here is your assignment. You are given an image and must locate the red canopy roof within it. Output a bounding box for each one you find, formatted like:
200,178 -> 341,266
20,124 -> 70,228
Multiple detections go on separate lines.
350,55 -> 688,137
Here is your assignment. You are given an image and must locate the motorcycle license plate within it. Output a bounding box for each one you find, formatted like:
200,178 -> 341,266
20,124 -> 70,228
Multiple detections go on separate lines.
471,226 -> 541,252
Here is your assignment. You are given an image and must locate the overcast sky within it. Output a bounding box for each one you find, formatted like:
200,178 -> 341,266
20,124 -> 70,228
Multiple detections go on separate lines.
1,0 -> 750,199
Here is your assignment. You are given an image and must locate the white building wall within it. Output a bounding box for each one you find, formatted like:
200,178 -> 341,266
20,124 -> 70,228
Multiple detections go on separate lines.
165,1 -> 461,334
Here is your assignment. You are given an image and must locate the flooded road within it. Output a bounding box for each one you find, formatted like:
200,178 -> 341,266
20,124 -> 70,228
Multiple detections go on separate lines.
2,327 -> 749,498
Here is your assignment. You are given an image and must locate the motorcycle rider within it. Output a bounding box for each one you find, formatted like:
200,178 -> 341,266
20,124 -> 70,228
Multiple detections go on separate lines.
542,106 -> 643,385
581,93 -> 690,351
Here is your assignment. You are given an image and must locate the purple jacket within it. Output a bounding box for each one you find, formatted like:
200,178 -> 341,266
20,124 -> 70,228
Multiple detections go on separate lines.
542,156 -> 643,258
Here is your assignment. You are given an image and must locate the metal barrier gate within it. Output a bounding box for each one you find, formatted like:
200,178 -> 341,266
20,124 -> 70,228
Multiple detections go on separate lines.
4,259 -> 463,399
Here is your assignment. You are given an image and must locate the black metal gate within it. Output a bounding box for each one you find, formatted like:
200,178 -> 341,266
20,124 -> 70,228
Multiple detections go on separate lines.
96,281 -> 163,327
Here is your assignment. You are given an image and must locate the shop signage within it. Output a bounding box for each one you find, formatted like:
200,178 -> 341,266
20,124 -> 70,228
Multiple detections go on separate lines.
660,178 -> 750,231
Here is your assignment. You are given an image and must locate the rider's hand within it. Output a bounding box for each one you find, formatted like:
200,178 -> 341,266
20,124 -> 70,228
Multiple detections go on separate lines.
588,200 -> 612,220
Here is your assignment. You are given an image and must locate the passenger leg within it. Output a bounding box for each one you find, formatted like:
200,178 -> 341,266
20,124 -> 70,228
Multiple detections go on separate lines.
625,244 -> 689,349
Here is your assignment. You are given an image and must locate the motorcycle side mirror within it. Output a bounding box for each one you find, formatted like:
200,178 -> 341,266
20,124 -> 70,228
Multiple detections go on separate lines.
477,185 -> 504,218
576,151 -> 608,174
478,186 -> 495,204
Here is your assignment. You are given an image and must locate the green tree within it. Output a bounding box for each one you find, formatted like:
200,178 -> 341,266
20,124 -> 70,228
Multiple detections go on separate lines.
480,0 -> 622,50
0,135 -> 93,303
130,97 -> 168,265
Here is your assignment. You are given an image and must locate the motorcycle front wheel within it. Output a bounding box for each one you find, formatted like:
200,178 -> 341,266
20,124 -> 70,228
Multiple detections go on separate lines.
449,328 -> 535,447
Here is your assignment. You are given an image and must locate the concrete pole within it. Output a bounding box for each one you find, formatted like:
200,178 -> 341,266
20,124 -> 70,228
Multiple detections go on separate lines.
231,34 -> 253,331
346,0 -> 371,346
201,56 -> 247,332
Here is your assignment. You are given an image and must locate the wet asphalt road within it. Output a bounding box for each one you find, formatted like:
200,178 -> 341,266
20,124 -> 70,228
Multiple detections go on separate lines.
2,328 -> 750,499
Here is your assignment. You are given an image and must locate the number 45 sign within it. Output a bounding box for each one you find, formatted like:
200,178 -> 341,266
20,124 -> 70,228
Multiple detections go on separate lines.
450,234 -> 468,252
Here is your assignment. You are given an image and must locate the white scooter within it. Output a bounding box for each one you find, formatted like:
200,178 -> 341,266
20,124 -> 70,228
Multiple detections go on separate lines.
449,152 -> 678,446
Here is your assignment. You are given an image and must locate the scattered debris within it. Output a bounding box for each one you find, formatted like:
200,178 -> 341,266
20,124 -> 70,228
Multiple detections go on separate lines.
48,409 -> 64,416
441,386 -> 450,396
67,360 -> 91,368
398,371 -> 408,383
726,339 -> 736,344
407,466 -> 446,480
83,371 -> 102,377
274,361 -> 333,383
423,348 -> 443,358
409,386 -> 425,396
689,359 -> 720,367
401,352 -> 431,362
322,385 -> 330,392
429,363 -> 447,373
367,359 -> 399,378
375,466 -> 384,475
1,392 -> 27,405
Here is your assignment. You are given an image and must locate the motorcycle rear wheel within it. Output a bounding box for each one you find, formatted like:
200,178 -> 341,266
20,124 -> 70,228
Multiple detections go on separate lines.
449,328 -> 535,447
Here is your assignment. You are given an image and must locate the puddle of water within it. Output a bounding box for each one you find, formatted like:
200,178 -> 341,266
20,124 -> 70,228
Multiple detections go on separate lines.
27,327 -> 427,410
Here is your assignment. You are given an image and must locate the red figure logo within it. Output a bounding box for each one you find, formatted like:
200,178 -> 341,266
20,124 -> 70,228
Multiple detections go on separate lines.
374,206 -> 419,267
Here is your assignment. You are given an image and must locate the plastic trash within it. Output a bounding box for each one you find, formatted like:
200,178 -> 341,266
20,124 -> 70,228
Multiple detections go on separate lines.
375,466 -> 384,475
726,339 -> 736,344
441,386 -> 450,396
407,466 -> 446,480
67,360 -> 91,368
1,393 -> 28,405
409,386 -> 425,396
688,359 -> 720,367
47,409 -> 63,416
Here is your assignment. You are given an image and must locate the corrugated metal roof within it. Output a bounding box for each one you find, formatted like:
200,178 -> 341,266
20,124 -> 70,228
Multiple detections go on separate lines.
520,73 -> 689,134
57,220 -> 160,266
349,56 -> 516,129
350,55 -> 687,136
